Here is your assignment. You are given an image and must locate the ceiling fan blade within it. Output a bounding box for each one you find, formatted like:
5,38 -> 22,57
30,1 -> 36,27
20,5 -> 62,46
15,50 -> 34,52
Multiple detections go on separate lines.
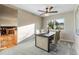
38,10 -> 46,12
49,11 -> 58,13
49,6 -> 53,11
40,12 -> 46,15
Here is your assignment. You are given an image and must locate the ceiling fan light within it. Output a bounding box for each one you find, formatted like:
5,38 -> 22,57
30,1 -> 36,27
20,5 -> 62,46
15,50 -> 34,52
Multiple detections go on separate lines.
44,13 -> 49,16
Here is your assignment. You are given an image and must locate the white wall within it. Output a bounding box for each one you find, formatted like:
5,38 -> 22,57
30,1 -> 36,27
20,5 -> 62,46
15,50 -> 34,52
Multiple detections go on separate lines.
17,9 -> 42,43
0,19 -> 17,26
18,9 -> 42,29
43,11 -> 75,41
0,5 -> 17,26
74,35 -> 79,54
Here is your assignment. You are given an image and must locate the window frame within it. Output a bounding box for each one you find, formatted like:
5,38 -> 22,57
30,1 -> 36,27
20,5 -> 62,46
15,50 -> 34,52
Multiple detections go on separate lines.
75,6 -> 79,35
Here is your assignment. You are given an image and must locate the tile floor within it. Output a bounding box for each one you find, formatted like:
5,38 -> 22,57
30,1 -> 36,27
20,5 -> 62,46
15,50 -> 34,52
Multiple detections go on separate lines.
0,36 -> 77,55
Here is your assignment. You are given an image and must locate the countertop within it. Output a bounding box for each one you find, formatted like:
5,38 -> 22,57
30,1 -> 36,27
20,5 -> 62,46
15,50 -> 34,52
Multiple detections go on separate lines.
35,32 -> 55,38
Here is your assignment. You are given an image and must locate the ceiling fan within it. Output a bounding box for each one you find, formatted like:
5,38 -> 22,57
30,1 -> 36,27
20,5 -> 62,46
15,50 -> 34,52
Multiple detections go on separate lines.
38,6 -> 58,16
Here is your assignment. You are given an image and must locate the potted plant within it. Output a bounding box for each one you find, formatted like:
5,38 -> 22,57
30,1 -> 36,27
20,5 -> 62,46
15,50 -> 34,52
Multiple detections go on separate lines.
48,21 -> 60,31
48,21 -> 54,29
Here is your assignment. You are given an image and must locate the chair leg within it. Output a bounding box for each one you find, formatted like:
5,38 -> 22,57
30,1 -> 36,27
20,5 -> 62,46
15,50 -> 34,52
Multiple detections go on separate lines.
50,44 -> 57,52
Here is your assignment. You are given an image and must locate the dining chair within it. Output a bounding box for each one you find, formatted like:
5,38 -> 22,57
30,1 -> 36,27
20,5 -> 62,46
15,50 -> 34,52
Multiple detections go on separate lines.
50,31 -> 60,52
54,31 -> 60,44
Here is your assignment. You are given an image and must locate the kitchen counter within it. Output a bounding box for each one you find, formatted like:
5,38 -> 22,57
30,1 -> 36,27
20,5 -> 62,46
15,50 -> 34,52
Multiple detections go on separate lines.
35,31 -> 55,52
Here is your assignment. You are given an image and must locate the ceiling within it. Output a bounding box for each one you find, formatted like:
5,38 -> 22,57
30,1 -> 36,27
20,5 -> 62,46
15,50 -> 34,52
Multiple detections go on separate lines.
12,4 -> 76,17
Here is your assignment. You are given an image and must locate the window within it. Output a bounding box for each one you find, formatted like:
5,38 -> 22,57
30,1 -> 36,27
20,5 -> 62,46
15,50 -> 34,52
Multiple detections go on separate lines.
48,18 -> 64,30
75,6 -> 79,35
56,18 -> 64,30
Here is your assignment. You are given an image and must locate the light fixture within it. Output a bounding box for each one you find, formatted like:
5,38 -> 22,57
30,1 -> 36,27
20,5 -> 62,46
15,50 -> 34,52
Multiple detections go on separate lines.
44,13 -> 50,16
44,13 -> 49,16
